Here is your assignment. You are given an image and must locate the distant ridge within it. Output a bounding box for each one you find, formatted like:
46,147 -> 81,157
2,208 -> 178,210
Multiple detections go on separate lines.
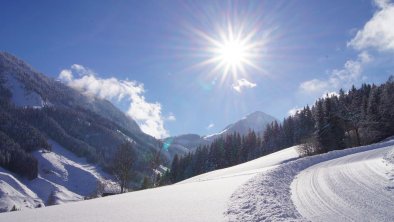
165,111 -> 277,157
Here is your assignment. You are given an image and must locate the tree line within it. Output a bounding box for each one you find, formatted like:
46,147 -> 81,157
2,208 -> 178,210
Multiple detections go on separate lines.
169,76 -> 394,183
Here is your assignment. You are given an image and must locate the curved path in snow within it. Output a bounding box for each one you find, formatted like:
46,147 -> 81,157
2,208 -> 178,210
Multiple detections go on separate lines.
291,145 -> 394,221
225,140 -> 394,222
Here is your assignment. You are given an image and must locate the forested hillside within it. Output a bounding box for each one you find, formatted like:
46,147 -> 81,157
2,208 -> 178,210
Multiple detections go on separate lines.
0,52 -> 166,187
171,77 -> 394,183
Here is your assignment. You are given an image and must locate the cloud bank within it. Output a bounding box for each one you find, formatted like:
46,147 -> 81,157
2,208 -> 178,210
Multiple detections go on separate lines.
348,0 -> 394,51
299,52 -> 371,94
58,65 -> 171,138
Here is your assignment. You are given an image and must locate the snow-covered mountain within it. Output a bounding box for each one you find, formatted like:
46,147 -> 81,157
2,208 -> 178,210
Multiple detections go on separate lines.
165,111 -> 277,157
0,52 -> 167,211
0,52 -> 163,158
204,111 -> 277,141
0,53 -> 141,133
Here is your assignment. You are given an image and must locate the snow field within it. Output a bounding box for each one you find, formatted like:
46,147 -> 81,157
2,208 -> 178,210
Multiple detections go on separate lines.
3,139 -> 393,222
0,146 -> 299,222
291,145 -> 394,221
225,139 -> 394,221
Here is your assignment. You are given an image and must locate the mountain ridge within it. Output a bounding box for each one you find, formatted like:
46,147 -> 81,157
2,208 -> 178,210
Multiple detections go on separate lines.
203,111 -> 277,140
0,52 -> 167,190
0,51 -> 142,134
165,111 -> 277,157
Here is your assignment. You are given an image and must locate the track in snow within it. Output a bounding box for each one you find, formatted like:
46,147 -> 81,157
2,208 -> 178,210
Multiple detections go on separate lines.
291,145 -> 394,221
225,140 -> 394,222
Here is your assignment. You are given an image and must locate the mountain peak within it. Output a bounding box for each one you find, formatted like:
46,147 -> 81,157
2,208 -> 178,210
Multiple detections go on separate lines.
245,111 -> 273,119
205,111 -> 277,141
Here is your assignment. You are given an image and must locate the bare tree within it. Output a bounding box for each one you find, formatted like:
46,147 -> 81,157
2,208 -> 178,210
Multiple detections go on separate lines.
112,142 -> 135,193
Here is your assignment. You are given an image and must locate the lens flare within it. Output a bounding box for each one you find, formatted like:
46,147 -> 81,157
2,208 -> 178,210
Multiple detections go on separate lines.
191,22 -> 266,84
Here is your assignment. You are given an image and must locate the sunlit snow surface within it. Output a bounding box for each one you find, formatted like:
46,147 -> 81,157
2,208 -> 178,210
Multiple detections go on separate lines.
0,140 -> 117,212
2,140 -> 393,221
5,74 -> 46,108
226,140 -> 394,221
292,143 -> 394,221
0,168 -> 44,212
0,146 -> 299,222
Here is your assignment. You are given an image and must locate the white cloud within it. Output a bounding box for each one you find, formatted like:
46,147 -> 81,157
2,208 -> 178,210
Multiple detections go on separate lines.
58,64 -> 170,138
299,79 -> 329,93
207,123 -> 214,129
300,0 -> 392,101
299,52 -> 372,94
166,113 -> 176,121
358,51 -> 372,63
58,69 -> 73,82
300,0 -> 392,96
232,78 -> 257,93
348,0 -> 394,51
321,91 -> 339,99
375,0 -> 391,8
70,64 -> 92,76
329,58 -> 362,86
288,107 -> 302,116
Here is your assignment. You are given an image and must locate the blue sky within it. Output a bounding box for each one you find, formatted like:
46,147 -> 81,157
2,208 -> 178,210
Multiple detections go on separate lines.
1,0 -> 394,138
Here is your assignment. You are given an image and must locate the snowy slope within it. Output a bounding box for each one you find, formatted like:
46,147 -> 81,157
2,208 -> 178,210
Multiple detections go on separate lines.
292,143 -> 394,221
0,147 -> 299,222
0,52 -> 162,165
181,147 -> 298,183
31,140 -> 117,199
4,74 -> 45,108
0,168 -> 44,212
4,140 -> 393,221
226,139 -> 394,221
0,140 -> 117,212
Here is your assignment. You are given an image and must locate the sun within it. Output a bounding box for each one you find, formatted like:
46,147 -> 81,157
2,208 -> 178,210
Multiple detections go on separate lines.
214,37 -> 251,75
192,23 -> 262,80
217,40 -> 247,68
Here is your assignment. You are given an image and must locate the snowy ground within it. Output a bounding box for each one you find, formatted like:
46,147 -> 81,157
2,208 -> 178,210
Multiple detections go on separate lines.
226,139 -> 394,221
0,168 -> 44,212
292,143 -> 394,221
1,140 -> 393,221
0,147 -> 299,222
0,140 -> 116,212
